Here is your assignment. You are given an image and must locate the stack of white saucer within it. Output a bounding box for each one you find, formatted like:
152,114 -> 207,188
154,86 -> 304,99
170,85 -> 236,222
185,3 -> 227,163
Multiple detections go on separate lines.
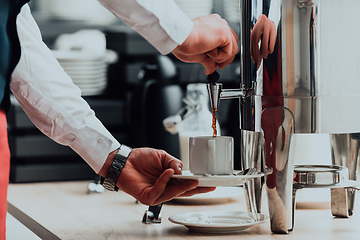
52,51 -> 110,96
174,0 -> 213,19
52,30 -> 117,96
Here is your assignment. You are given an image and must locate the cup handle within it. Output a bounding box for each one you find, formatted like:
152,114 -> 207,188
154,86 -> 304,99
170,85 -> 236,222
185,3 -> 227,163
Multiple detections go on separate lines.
208,139 -> 216,174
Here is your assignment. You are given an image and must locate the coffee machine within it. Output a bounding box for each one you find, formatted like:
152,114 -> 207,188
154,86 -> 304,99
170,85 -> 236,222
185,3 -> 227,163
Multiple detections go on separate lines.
208,0 -> 360,234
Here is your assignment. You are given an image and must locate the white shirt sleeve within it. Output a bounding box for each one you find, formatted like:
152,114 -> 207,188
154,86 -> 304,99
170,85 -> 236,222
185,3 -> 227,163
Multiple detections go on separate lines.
98,0 -> 193,55
11,5 -> 120,173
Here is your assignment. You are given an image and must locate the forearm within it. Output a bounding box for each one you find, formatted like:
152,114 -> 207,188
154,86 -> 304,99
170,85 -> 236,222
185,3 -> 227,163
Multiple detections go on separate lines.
12,4 -> 120,173
98,0 -> 193,54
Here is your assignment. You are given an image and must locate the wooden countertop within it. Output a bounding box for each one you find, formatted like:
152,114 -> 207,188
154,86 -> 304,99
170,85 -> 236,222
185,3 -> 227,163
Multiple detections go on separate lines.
7,181 -> 360,240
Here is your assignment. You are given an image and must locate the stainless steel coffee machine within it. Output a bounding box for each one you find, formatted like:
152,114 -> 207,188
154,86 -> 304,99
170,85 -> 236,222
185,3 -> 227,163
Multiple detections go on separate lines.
208,0 -> 360,234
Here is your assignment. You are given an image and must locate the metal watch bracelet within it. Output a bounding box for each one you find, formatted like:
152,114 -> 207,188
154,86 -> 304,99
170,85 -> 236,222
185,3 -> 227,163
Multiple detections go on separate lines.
100,144 -> 132,191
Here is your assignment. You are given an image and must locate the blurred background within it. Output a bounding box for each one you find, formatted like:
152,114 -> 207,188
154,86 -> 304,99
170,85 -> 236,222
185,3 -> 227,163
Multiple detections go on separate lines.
8,0 -> 242,183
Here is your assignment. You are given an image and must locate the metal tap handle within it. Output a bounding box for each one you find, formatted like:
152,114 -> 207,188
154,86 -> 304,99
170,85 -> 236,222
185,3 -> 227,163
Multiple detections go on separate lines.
207,70 -> 220,84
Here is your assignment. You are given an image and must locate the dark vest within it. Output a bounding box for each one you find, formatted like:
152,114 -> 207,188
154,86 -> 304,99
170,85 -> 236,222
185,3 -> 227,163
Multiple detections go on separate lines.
0,0 -> 29,112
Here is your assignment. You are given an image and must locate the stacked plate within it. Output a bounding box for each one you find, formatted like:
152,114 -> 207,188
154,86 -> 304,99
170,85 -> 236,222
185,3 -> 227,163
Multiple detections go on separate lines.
223,0 -> 240,23
35,0 -> 117,25
174,0 -> 213,19
52,50 -> 116,96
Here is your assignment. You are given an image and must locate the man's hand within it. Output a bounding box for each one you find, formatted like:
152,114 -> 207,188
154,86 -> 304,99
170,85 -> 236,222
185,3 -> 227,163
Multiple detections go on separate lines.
250,14 -> 277,65
172,14 -> 239,75
116,148 -> 215,206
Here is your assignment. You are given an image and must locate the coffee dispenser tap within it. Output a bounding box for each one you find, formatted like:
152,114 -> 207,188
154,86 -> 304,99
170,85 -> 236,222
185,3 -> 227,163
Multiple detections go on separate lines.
206,70 -> 256,111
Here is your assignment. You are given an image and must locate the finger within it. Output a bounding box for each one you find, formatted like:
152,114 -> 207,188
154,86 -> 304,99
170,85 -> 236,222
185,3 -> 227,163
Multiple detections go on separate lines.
269,22 -> 277,54
261,23 -> 271,59
207,25 -> 238,63
250,24 -> 263,63
251,34 -> 262,63
201,56 -> 218,75
218,55 -> 236,69
177,187 -> 216,197
250,32 -> 254,62
230,30 -> 239,58
153,180 -> 199,204
207,38 -> 235,63
222,19 -> 239,48
171,161 -> 183,175
230,27 -> 239,45
230,28 -> 239,58
145,168 -> 175,203
163,154 -> 183,175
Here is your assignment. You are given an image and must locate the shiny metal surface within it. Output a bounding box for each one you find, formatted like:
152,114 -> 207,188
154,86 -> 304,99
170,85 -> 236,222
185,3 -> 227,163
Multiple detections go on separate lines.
247,0 -> 360,233
237,0 -> 360,134
207,83 -> 223,110
207,0 -> 360,234
206,83 -> 253,110
329,133 -> 360,217
293,165 -> 349,188
241,130 -> 264,214
142,203 -> 163,224
291,164 -> 360,229
262,106 -> 295,233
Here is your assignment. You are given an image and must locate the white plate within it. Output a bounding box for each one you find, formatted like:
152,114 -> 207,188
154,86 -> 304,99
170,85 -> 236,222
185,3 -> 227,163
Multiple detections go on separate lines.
77,82 -> 107,90
73,79 -> 107,87
80,88 -> 105,96
75,84 -> 107,91
169,211 -> 268,233
59,61 -> 106,67
52,50 -> 105,61
172,187 -> 243,204
69,73 -> 106,80
172,170 -> 264,187
63,67 -> 106,73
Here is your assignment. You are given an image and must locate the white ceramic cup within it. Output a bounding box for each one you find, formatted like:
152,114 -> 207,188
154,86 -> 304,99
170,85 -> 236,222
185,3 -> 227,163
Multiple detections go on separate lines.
189,136 -> 234,175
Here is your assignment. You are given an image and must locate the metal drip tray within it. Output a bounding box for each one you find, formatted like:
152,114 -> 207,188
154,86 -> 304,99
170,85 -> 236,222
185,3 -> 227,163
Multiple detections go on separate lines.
293,165 -> 360,189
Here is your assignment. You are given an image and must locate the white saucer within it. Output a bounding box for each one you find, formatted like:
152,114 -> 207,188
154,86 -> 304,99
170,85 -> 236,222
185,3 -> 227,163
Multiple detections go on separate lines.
172,187 -> 243,204
169,211 -> 268,233
172,170 -> 264,187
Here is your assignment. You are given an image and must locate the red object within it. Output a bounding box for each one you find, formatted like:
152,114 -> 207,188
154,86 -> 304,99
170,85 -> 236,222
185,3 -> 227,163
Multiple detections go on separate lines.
0,109 -> 10,240
261,42 -> 283,189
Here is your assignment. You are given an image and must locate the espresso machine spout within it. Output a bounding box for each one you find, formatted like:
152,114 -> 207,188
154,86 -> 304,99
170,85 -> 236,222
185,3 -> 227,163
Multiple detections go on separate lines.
207,81 -> 256,110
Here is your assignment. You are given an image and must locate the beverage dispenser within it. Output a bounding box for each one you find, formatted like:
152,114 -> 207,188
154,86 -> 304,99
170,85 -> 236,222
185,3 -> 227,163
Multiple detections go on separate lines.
208,0 -> 360,233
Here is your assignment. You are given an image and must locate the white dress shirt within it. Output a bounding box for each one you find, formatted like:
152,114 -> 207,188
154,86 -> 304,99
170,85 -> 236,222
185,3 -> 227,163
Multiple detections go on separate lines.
98,0 -> 193,54
11,3 -> 193,173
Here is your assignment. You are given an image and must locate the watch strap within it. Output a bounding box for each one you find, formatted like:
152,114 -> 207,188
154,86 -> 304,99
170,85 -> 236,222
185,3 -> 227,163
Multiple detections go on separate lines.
100,144 -> 132,191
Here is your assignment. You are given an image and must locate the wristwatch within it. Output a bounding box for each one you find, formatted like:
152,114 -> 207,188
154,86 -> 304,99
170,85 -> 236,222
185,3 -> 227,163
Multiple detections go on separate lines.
100,144 -> 132,191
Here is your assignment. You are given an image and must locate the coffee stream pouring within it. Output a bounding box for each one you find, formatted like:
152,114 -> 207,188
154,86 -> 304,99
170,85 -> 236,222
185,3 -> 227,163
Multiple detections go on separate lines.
207,0 -> 360,234
207,71 -> 220,137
